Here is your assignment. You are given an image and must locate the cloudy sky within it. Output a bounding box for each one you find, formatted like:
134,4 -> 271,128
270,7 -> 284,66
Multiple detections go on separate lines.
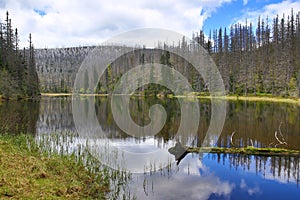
0,0 -> 299,48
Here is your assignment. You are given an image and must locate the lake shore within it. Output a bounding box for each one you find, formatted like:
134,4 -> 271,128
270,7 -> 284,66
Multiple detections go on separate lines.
40,93 -> 300,104
196,95 -> 300,104
0,134 -> 110,199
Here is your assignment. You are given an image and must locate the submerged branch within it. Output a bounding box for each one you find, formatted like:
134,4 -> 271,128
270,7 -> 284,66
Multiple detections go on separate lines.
230,131 -> 237,147
274,122 -> 288,147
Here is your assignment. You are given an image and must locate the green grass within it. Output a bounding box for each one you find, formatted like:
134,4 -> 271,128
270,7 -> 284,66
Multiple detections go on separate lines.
0,134 -> 110,199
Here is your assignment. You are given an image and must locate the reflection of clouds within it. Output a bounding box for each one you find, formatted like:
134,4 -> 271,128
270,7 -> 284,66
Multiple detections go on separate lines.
131,154 -> 235,200
240,179 -> 260,196
36,132 -> 236,199
182,157 -> 206,175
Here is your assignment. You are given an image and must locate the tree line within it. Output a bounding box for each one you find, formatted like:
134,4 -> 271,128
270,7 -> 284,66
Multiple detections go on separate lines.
34,9 -> 300,98
0,11 -> 39,99
88,9 -> 300,97
194,9 -> 300,97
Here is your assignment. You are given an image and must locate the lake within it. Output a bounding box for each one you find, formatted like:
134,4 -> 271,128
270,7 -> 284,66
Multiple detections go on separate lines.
0,96 -> 299,199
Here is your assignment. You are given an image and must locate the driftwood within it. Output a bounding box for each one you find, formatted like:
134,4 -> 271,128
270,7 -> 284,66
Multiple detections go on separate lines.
168,142 -> 189,165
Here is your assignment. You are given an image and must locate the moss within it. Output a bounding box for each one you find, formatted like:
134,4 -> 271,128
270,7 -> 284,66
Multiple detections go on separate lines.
186,146 -> 300,157
196,95 -> 300,104
0,134 -> 109,199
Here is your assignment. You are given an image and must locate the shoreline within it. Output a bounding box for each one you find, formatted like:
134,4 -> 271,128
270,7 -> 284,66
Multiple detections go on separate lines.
40,93 -> 300,104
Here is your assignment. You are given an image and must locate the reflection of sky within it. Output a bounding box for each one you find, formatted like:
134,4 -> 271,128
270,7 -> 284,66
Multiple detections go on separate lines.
130,154 -> 300,200
205,154 -> 300,185
202,154 -> 300,200
111,137 -> 175,153
130,154 -> 235,200
36,132 -> 300,200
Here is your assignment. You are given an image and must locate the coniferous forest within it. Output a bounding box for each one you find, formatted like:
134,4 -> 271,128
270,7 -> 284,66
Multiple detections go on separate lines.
195,9 -> 300,97
1,10 -> 299,98
0,12 -> 39,99
34,10 -> 300,98
0,4 -> 300,200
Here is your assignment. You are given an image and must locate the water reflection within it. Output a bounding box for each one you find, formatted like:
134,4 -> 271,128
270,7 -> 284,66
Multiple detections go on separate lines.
1,97 -> 299,199
133,153 -> 300,200
0,100 -> 39,135
37,97 -> 76,133
34,97 -> 300,199
34,97 -> 300,150
219,101 -> 300,150
131,154 -> 235,200
206,153 -> 300,185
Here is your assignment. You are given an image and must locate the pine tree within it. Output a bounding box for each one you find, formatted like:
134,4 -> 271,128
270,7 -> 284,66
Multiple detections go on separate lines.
0,12 -> 39,99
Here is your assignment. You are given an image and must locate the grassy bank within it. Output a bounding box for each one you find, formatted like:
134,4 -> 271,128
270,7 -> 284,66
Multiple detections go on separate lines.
40,92 -> 300,104
0,134 -> 110,199
203,95 -> 300,104
40,93 -> 109,97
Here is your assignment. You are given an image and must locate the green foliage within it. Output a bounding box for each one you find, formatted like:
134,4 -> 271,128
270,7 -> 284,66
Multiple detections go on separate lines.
0,12 -> 39,99
289,77 -> 298,96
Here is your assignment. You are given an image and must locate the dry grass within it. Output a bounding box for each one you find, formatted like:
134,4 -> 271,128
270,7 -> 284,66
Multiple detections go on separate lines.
224,96 -> 300,104
196,95 -> 300,104
41,93 -> 110,97
40,92 -> 300,104
40,93 -> 72,97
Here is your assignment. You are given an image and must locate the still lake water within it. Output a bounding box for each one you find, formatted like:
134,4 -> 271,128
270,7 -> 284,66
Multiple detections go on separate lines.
0,96 -> 299,199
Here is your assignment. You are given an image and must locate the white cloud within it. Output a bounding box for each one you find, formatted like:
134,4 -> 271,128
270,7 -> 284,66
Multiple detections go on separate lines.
0,0 -> 233,48
233,0 -> 300,28
243,0 -> 248,6
240,179 -> 261,196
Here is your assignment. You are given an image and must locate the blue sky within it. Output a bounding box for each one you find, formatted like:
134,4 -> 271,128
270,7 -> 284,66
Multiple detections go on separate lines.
203,0 -> 294,34
0,0 -> 299,48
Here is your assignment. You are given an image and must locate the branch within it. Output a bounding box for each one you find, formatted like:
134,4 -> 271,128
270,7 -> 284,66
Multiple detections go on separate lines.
230,131 -> 237,147
250,139 -> 254,147
278,122 -> 286,143
274,131 -> 287,147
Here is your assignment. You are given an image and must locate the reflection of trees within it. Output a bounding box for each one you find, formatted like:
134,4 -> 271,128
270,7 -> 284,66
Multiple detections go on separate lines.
208,153 -> 300,185
196,100 -> 300,150
37,97 -> 76,134
0,100 -> 39,135
35,97 -> 300,151
95,97 -> 300,150
95,96 -> 181,142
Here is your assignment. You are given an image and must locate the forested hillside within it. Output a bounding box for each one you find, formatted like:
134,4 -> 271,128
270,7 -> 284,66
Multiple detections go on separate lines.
35,10 -> 300,97
35,46 -> 94,93
0,12 -> 39,99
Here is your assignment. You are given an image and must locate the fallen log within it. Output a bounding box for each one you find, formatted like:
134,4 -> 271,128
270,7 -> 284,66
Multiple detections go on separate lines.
186,146 -> 300,157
